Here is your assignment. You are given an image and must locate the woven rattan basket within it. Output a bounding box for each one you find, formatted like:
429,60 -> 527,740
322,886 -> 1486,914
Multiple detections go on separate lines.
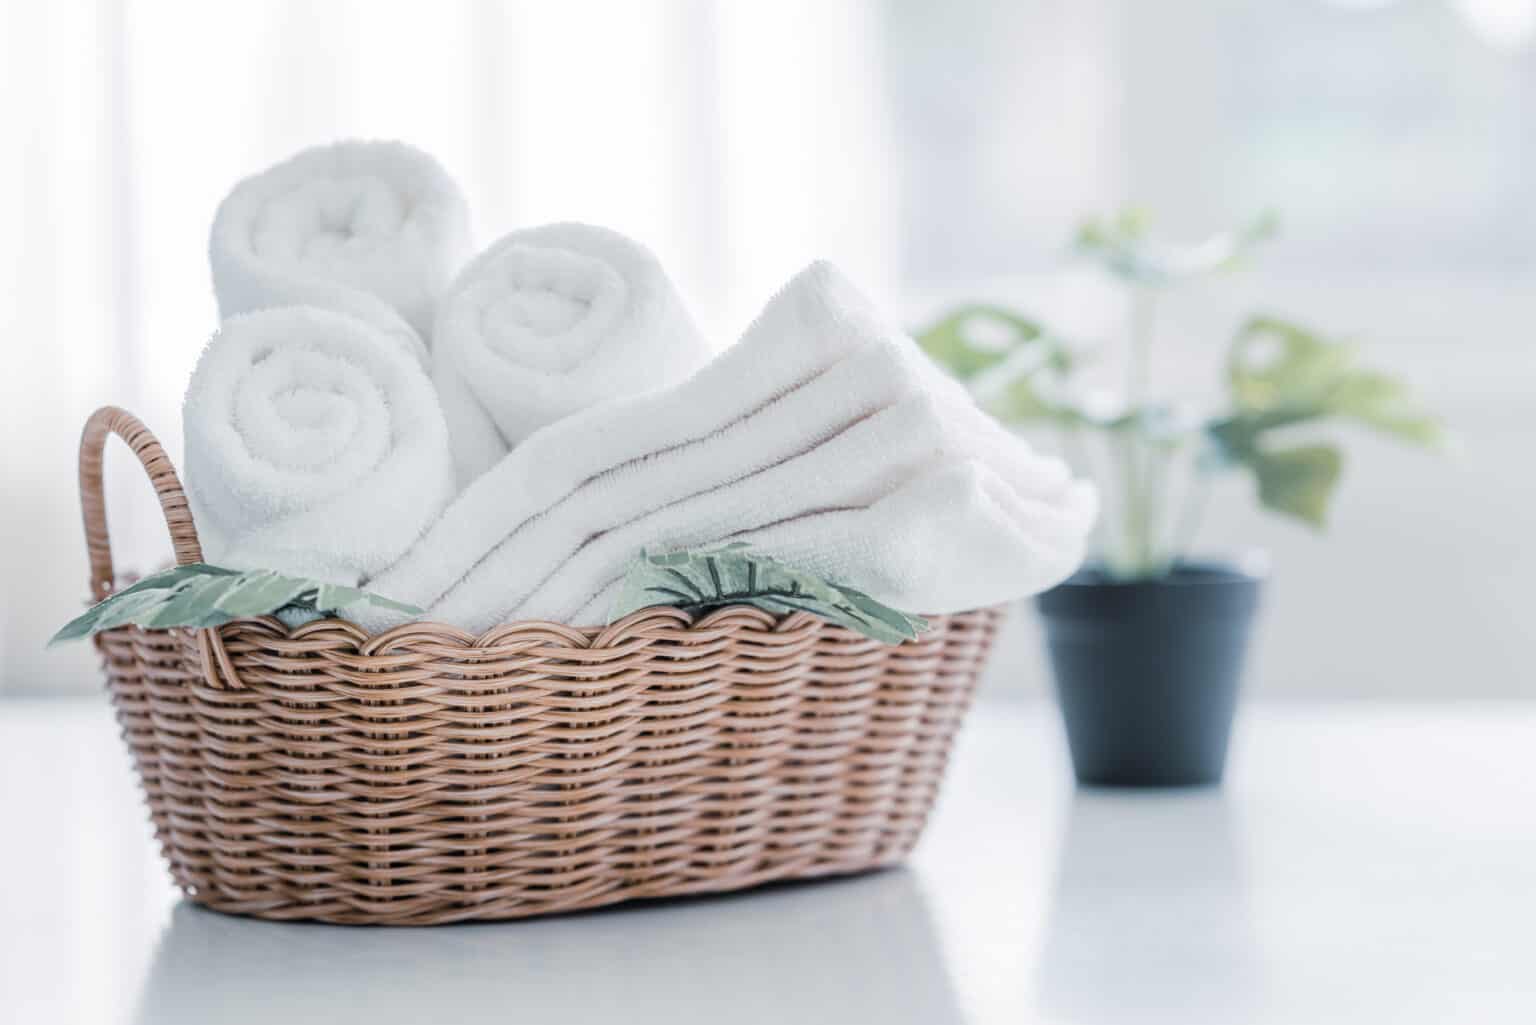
79,406 -> 1001,925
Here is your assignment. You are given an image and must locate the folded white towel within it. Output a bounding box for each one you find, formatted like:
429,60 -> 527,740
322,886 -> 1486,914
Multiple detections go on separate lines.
573,461 -> 1094,624
360,262 -> 1094,632
524,394 -> 1095,625
183,307 -> 455,588
361,260 -> 892,628
209,140 -> 471,362
432,222 -> 712,485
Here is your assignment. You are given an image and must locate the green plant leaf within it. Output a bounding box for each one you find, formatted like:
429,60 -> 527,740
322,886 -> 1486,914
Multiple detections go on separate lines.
308,581 -> 421,617
1206,316 -> 1440,529
50,563 -> 424,645
915,304 -> 1079,426
209,570 -> 311,618
915,304 -> 1043,381
1226,316 -> 1441,445
984,367 -> 1077,425
1319,369 -> 1441,444
50,565 -> 238,642
829,583 -> 929,639
140,574 -> 251,629
75,589 -> 175,637
1246,444 -> 1343,528
1076,209 -> 1278,285
609,543 -> 929,645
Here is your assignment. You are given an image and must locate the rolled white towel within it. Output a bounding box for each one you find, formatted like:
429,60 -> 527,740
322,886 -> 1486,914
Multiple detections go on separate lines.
364,260 -> 872,624
183,307 -> 455,589
209,140 -> 472,362
361,262 -> 1094,633
431,222 -> 712,485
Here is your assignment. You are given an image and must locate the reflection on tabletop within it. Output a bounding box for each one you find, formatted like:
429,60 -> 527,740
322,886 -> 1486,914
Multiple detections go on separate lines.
1037,791 -> 1261,1024
132,868 -> 964,1025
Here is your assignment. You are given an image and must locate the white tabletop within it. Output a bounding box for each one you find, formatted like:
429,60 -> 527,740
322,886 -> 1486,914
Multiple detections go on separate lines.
2,697 -> 1532,1024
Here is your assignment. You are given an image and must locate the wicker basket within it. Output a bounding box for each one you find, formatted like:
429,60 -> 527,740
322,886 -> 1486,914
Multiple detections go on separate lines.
79,406 -> 1001,925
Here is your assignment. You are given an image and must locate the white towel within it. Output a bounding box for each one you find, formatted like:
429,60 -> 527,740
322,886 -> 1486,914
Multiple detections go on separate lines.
361,262 -> 1094,632
572,461 -> 1094,624
432,222 -> 712,485
525,394 -> 1094,625
183,307 -> 455,589
361,260 -> 893,627
209,140 -> 471,363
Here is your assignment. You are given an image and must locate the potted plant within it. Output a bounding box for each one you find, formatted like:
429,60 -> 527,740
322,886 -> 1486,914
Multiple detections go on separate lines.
917,211 -> 1439,786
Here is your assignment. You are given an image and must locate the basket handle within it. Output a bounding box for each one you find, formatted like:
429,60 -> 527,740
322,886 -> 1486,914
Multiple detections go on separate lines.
79,406 -> 204,602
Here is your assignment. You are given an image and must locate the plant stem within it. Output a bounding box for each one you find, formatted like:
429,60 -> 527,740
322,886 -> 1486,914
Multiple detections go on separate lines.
1142,442 -> 1172,564
1117,435 -> 1143,571
1056,423 -> 1091,478
1128,288 -> 1154,408
1119,287 -> 1157,576
1061,422 -> 1131,572
1163,468 -> 1213,573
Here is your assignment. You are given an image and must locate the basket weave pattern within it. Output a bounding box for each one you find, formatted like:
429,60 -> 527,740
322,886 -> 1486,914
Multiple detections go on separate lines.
81,407 -> 1001,925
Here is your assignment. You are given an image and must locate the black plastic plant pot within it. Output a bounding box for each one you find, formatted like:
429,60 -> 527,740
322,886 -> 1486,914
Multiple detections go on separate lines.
1035,562 -> 1263,787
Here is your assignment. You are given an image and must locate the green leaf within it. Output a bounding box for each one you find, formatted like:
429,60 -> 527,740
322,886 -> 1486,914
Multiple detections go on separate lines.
914,304 -> 1043,381
915,304 -> 1078,426
1246,444 -> 1343,528
1076,209 -> 1278,285
210,570 -> 311,618
49,564 -> 242,642
64,590 -> 172,639
140,574 -> 250,629
50,563 -> 425,645
1323,372 -> 1442,444
984,368 -> 1074,425
1207,316 -> 1440,529
310,581 -> 423,617
609,543 -> 929,645
830,584 -> 929,640
1226,316 -> 1441,445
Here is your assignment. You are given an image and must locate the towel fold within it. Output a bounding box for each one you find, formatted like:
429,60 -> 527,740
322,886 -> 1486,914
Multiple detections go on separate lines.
209,140 -> 471,362
183,307 -> 455,588
573,460 -> 1094,624
360,262 -> 1094,632
432,222 -> 712,485
522,395 -> 1094,625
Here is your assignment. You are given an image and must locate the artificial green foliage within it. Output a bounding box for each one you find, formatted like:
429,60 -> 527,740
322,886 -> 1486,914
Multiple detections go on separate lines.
51,563 -> 422,644
917,211 -> 1439,578
610,543 -> 928,644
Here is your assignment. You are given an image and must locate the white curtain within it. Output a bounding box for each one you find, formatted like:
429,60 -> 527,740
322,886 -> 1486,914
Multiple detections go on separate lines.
0,0 -> 896,692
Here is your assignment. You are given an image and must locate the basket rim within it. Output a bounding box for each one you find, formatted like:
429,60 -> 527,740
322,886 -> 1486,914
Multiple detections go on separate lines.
102,603 -> 981,661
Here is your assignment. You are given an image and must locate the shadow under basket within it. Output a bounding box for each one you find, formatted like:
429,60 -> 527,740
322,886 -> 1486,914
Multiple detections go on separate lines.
78,407 -> 1002,925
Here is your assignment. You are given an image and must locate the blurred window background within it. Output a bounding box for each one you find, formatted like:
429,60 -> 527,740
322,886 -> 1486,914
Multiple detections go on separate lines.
4,0 -> 1532,696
